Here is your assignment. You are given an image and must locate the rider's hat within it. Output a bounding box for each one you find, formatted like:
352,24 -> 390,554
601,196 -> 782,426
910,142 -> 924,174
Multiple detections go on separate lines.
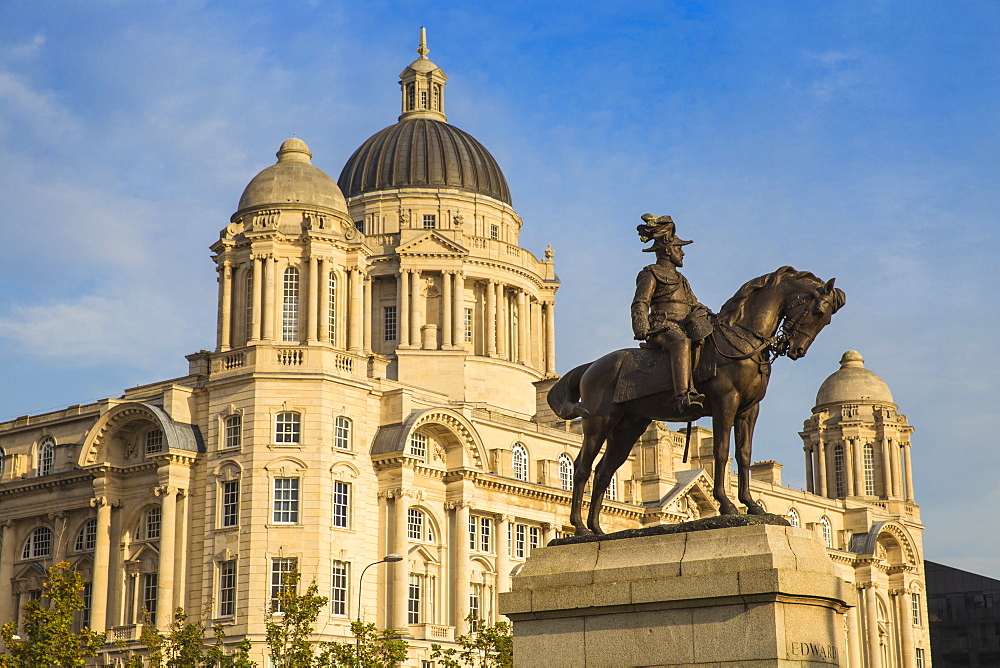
637,213 -> 692,251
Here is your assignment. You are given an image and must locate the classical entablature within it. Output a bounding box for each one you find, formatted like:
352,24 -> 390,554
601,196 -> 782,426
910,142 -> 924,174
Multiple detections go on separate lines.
371,408 -> 487,471
78,402 -> 204,468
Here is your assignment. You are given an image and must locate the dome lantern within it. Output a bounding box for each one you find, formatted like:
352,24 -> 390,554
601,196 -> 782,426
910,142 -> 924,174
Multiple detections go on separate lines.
398,27 -> 448,122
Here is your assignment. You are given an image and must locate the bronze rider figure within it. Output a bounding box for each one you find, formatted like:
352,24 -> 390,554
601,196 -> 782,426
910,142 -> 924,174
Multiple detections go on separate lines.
630,214 -> 713,412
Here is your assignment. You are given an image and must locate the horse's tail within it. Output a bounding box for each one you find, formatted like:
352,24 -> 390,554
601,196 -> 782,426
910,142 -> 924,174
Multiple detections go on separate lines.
547,363 -> 593,420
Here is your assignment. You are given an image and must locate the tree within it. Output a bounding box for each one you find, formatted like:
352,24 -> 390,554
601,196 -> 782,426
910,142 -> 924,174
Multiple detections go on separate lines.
0,561 -> 105,667
431,617 -> 513,668
264,569 -> 327,668
315,621 -> 408,667
120,608 -> 255,668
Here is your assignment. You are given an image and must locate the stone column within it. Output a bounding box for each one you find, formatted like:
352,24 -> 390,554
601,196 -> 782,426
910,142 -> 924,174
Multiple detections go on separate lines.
90,496 -> 113,632
880,438 -> 893,497
307,256 -> 319,343
842,439 -> 854,497
516,291 -> 529,365
846,590 -> 863,668
250,256 -> 263,343
544,301 -> 556,376
263,256 -> 276,341
816,440 -> 828,497
0,520 -> 16,625
218,261 -> 233,351
442,271 -> 453,348
409,269 -> 423,347
531,300 -> 543,369
452,502 -> 471,637
362,276 -> 372,353
494,515 -> 511,598
155,486 -> 179,629
452,272 -> 465,348
852,438 -> 865,496
890,440 -> 903,502
864,584 -> 882,668
496,283 -> 507,359
804,446 -> 814,494
174,491 -> 188,613
399,270 -> 411,348
485,281 -> 497,356
903,444 -> 915,502
541,522 -> 555,545
896,589 -> 916,668
392,492 -> 410,632
318,260 -> 330,344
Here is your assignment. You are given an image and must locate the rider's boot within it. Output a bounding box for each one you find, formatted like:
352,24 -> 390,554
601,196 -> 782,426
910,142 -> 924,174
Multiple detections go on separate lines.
667,338 -> 705,411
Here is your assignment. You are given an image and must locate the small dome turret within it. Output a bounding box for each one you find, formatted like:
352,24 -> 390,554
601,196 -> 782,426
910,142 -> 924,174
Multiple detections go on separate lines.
236,138 -> 348,215
815,350 -> 894,406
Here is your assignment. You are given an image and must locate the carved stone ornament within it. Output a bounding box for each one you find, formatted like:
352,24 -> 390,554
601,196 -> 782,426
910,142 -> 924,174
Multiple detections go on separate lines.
253,209 -> 280,230
453,213 -> 464,228
398,207 -> 410,226
340,218 -> 359,241
544,243 -> 555,260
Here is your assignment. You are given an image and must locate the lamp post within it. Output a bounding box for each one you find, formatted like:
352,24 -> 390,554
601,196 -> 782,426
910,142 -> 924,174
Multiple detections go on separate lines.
356,553 -> 403,665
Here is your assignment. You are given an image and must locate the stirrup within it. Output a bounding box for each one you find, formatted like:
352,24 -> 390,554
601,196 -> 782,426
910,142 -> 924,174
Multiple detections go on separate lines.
676,392 -> 704,412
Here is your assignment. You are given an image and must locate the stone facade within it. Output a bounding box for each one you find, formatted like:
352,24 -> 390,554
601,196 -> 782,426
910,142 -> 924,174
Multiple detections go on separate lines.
0,32 -> 929,667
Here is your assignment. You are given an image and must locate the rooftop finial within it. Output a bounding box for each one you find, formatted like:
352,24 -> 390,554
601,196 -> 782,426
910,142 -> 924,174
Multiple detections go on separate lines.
417,26 -> 429,58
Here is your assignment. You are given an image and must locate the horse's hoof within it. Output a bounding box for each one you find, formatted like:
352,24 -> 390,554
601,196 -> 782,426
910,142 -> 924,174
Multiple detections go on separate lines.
745,502 -> 767,515
718,502 -> 740,515
574,528 -> 594,537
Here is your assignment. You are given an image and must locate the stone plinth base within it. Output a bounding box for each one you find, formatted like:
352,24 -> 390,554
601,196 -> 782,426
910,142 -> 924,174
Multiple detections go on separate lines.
499,524 -> 848,667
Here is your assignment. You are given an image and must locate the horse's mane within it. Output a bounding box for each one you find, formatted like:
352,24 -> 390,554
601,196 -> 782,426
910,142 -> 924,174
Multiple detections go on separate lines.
717,266 -> 833,327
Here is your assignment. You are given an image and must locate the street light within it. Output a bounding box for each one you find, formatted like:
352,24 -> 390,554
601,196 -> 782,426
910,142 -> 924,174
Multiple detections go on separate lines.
356,553 -> 403,664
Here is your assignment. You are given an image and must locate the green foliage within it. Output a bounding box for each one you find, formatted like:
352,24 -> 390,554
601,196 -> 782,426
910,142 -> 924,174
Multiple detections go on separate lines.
0,561 -> 105,667
431,617 -> 513,668
206,625 -> 255,668
315,621 -> 408,667
264,569 -> 327,668
118,608 -> 256,668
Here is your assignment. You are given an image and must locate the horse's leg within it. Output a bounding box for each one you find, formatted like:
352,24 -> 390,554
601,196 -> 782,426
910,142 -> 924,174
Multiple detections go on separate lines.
570,413 -> 618,536
587,413 -> 651,535
712,392 -> 740,515
734,403 -> 766,515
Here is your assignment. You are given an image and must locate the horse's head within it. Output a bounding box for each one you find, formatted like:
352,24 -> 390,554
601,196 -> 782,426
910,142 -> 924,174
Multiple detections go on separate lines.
779,278 -> 846,360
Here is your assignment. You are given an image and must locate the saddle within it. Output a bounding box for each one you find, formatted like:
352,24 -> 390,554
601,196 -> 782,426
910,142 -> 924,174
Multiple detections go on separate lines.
612,345 -> 717,404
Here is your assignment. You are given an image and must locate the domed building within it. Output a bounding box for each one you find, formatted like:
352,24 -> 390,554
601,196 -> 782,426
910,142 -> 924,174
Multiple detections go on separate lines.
0,32 -> 929,667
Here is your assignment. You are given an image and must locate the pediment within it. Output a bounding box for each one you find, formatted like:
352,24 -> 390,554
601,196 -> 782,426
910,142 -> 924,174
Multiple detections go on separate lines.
659,468 -> 719,520
396,231 -> 468,258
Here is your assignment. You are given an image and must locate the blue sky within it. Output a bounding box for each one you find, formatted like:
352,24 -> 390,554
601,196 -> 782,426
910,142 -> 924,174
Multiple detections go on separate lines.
1,1 -> 998,577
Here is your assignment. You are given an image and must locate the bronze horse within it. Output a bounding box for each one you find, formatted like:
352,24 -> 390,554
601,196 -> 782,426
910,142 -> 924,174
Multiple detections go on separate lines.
547,266 -> 846,535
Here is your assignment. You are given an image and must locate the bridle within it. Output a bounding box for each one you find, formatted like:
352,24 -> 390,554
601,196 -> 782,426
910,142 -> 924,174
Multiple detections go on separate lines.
714,289 -> 831,363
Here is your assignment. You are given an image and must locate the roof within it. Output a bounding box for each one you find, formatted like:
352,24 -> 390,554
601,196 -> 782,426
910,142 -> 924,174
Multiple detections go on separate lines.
237,138 -> 348,214
815,350 -> 894,406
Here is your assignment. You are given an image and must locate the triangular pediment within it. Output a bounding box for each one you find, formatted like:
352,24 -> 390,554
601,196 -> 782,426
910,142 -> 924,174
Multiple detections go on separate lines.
396,231 -> 468,257
658,468 -> 719,520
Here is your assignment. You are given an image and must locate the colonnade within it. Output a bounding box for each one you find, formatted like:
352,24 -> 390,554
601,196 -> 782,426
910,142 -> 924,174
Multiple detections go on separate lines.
846,583 -> 918,668
803,437 -> 915,501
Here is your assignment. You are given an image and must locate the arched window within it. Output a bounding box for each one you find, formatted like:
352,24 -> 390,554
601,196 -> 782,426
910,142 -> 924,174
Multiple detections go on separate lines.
22,527 -> 53,559
407,508 -> 433,542
37,438 -> 54,476
833,444 -> 846,497
275,412 -> 301,444
244,268 -> 254,343
334,417 -> 352,450
328,271 -> 338,345
409,432 -> 427,458
606,474 -> 617,501
819,516 -> 833,548
558,454 -> 573,491
282,267 -> 300,342
512,443 -> 528,482
863,443 -> 876,496
75,519 -> 97,552
787,508 -> 800,528
406,83 -> 416,111
143,507 -> 162,540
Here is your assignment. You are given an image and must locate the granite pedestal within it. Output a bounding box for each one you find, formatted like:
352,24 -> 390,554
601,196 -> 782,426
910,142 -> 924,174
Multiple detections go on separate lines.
499,523 -> 849,667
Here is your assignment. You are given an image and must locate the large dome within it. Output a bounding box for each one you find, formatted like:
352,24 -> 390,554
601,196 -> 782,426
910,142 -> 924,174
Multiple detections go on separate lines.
338,118 -> 512,205
815,350 -> 894,406
237,138 -> 348,214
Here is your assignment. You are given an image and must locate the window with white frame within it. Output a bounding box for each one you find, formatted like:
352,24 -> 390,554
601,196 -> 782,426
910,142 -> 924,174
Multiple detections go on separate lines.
384,306 -> 397,341
22,527 -> 53,559
221,480 -> 240,528
558,454 -> 573,491
141,572 -> 158,619
490,224 -> 499,240
224,415 -> 242,449
270,557 -> 298,613
911,592 -> 921,626
529,526 -> 540,551
407,574 -> 422,623
331,560 -> 349,616
469,583 -> 482,630
834,444 -> 846,497
328,272 -> 338,344
79,582 -> 92,630
75,519 -> 97,552
915,648 -> 925,668
422,214 -> 436,229
332,481 -> 350,528
514,524 -> 526,559
409,431 -> 428,458
218,560 -> 236,618
819,516 -> 833,548
37,438 -> 54,476
334,416 -> 352,450
272,478 -> 299,524
512,443 -> 528,482
282,267 -> 300,342
863,443 -> 876,495
469,515 -> 493,553
144,507 -> 161,540
275,412 -> 301,444
606,474 -> 618,501
787,508 -> 800,528
145,429 -> 164,454
407,508 -> 433,542
464,308 -> 473,343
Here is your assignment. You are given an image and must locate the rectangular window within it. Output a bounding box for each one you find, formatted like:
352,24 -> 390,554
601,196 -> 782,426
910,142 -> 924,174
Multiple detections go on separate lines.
464,308 -> 473,343
409,432 -> 427,458
384,306 -> 397,341
422,214 -> 436,229
915,648 -> 924,668
221,480 -> 240,528
480,517 -> 492,553
354,219 -> 365,234
328,272 -> 338,345
490,224 -> 499,240
529,526 -> 540,552
508,523 -> 512,557
333,481 -> 350,528
420,90 -> 428,109
331,561 -> 349,616
469,515 -> 478,551
911,592 -> 921,626
282,267 -> 300,342
224,415 -> 242,449
469,583 -> 481,631
245,270 -> 254,343
408,574 -> 422,624
515,524 -> 526,559
219,560 -> 237,617
272,478 -> 299,524
407,508 -> 424,541
142,573 -> 158,619
79,582 -> 92,630
145,507 -> 161,540
334,417 -> 351,450
145,429 -> 164,454
270,557 -> 297,613
274,412 -> 301,444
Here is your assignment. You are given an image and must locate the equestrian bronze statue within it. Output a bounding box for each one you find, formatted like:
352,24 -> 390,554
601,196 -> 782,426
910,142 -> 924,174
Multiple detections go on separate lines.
548,215 -> 846,536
